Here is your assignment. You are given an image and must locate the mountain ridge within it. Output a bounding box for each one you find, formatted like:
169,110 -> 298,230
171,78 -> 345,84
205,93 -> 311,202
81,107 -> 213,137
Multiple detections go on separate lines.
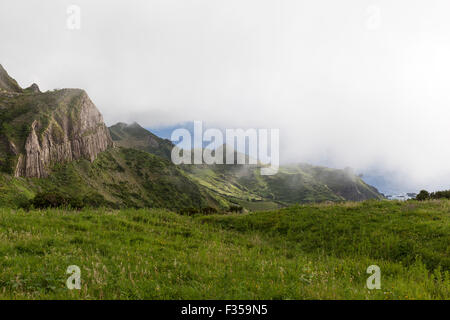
110,121 -> 384,205
0,65 -> 384,209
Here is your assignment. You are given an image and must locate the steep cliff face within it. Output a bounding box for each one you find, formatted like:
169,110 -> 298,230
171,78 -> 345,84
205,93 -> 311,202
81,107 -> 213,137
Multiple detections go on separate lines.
0,65 -> 113,178
14,90 -> 113,177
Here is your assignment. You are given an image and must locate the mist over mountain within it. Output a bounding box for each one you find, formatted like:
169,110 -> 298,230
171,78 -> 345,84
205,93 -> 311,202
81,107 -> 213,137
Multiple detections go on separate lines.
109,120 -> 383,206
2,1 -> 449,302
3,1 -> 450,193
0,65 -> 383,209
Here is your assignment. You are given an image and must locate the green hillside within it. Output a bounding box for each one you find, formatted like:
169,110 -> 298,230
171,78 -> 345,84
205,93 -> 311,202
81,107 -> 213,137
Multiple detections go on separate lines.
0,66 -> 447,301
182,163 -> 383,207
109,122 -> 174,160
0,200 -> 448,299
0,147 -> 211,209
109,122 -> 384,208
0,64 -> 382,210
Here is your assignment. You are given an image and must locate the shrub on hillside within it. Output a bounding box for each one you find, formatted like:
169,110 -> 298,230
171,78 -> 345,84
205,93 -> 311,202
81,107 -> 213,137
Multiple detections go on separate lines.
430,190 -> 450,200
82,193 -> 110,208
416,190 -> 430,201
31,191 -> 78,208
229,205 -> 243,213
30,191 -> 111,209
178,207 -> 219,215
416,189 -> 450,201
178,207 -> 200,216
200,207 -> 218,215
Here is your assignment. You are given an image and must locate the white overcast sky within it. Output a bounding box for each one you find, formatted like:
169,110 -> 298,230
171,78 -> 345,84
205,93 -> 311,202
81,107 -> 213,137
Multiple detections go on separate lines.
1,0 -> 450,192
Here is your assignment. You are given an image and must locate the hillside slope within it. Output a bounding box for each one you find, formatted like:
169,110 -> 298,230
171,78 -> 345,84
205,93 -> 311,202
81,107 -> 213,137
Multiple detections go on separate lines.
0,65 -> 382,210
110,122 -> 384,207
0,200 -> 447,299
182,163 -> 383,210
109,122 -> 173,160
0,147 -> 211,209
0,66 -> 214,209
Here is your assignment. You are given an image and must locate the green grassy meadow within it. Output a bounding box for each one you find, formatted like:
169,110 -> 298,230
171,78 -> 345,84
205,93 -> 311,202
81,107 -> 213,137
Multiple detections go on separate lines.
0,200 -> 448,299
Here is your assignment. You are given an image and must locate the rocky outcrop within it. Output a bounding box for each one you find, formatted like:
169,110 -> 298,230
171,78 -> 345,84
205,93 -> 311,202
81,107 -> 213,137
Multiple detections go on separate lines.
24,83 -> 41,93
1,65 -> 114,177
14,90 -> 114,178
0,64 -> 22,93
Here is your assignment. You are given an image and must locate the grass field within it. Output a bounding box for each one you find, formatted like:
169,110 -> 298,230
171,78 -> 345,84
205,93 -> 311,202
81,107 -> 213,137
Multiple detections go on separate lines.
0,200 -> 448,299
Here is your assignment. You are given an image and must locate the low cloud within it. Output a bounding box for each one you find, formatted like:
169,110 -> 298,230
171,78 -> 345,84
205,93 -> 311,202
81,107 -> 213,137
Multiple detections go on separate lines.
2,0 -> 450,192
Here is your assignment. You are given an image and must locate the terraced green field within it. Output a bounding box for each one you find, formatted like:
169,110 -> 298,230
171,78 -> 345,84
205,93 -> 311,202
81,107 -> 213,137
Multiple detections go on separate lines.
0,200 -> 448,299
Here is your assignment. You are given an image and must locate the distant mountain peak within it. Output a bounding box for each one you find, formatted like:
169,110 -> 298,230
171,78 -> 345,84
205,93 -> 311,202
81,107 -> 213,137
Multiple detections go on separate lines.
112,121 -> 144,129
129,121 -> 142,127
109,122 -> 174,160
24,83 -> 41,93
